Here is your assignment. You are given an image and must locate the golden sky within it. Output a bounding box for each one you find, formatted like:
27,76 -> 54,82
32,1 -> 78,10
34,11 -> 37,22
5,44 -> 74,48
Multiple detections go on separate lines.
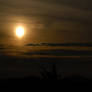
0,0 -> 92,43
0,0 -> 92,57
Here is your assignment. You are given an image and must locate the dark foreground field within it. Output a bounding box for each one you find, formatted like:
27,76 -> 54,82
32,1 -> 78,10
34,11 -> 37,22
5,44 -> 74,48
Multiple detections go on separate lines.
0,74 -> 92,88
0,54 -> 92,87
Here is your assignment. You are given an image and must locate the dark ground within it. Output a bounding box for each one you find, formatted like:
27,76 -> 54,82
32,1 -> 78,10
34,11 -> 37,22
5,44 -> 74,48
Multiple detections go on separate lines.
0,54 -> 92,87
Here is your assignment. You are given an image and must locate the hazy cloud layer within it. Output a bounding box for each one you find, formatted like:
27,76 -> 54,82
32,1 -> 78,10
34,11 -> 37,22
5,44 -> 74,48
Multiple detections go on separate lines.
0,0 -> 92,44
0,42 -> 92,57
24,49 -> 92,56
26,43 -> 92,47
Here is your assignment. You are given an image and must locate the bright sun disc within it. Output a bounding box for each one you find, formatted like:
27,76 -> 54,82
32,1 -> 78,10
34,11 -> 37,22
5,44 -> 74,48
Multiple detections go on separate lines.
16,27 -> 24,38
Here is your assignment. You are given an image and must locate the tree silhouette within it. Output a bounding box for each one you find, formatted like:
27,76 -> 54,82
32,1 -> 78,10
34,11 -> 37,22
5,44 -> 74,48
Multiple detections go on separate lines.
40,65 -> 62,80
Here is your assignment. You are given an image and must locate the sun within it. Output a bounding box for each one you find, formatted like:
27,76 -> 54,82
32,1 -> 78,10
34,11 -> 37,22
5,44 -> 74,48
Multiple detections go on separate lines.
16,26 -> 24,38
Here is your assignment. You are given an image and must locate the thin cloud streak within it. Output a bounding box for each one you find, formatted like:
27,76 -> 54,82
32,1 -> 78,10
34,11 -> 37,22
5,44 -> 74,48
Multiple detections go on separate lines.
26,43 -> 92,47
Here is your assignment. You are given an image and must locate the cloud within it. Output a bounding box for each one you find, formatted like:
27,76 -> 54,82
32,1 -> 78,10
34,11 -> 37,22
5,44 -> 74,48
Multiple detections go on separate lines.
0,44 -> 5,50
0,0 -> 92,26
39,0 -> 92,11
26,43 -> 92,47
0,0 -> 92,19
0,47 -> 4,50
0,0 -> 92,43
23,49 -> 92,56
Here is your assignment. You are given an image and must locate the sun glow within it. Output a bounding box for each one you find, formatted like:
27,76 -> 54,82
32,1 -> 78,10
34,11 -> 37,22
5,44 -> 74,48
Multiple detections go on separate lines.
16,26 -> 24,38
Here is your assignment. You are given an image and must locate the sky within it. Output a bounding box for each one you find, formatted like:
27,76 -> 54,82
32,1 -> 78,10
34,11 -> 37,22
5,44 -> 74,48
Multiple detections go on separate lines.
0,0 -> 92,57
0,0 -> 92,44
